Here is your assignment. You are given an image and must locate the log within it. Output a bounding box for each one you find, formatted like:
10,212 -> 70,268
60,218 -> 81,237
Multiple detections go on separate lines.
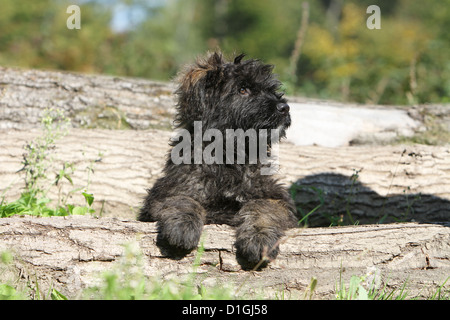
2,66 -> 449,136
0,66 -> 175,130
1,129 -> 449,225
0,216 -> 449,300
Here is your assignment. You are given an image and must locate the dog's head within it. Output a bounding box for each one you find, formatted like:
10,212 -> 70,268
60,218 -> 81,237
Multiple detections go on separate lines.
174,51 -> 291,139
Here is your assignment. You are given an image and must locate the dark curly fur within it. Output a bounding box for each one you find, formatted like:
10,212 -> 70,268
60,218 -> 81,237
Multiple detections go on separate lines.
139,51 -> 299,269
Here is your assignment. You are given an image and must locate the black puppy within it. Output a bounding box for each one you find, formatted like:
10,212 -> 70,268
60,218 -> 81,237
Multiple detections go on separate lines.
139,51 -> 298,269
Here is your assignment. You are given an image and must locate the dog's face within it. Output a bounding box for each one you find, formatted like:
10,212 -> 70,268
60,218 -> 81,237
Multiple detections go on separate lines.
175,52 -> 291,139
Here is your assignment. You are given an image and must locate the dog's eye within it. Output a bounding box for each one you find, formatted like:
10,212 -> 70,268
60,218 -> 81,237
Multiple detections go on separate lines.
239,87 -> 250,95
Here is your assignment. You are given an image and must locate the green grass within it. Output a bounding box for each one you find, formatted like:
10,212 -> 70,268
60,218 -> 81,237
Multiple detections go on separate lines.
335,267 -> 449,300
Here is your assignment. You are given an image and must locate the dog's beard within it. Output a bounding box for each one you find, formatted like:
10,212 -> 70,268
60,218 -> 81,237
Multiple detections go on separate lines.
258,112 -> 291,141
277,113 -> 291,139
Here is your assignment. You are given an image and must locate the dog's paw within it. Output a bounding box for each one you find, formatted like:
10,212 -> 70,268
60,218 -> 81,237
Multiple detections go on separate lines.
156,212 -> 203,258
234,228 -> 282,270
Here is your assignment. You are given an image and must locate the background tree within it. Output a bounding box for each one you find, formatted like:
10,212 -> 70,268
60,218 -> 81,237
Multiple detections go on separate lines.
0,0 -> 448,105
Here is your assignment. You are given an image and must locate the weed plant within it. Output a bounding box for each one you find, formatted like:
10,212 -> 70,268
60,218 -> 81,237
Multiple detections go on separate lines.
335,266 -> 449,300
0,108 -> 95,217
82,242 -> 237,300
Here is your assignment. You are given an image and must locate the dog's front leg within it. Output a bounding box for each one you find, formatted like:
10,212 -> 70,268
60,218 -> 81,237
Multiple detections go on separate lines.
155,196 -> 207,257
234,199 -> 297,269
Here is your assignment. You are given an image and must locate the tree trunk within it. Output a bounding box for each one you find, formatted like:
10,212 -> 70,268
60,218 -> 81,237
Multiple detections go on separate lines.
1,129 -> 449,224
0,216 -> 448,300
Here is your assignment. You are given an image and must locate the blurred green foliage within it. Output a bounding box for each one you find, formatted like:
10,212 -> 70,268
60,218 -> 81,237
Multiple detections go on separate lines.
0,0 -> 448,105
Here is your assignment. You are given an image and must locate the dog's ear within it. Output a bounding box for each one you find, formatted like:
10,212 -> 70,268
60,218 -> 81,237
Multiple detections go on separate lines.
234,53 -> 246,65
208,51 -> 225,67
174,51 -> 226,129
178,51 -> 225,91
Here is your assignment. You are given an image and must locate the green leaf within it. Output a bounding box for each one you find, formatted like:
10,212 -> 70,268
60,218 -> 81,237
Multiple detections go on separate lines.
36,197 -> 51,206
56,207 -> 68,216
51,288 -> 68,300
72,206 -> 88,215
64,173 -> 73,185
66,204 -> 74,214
0,284 -> 19,300
1,251 -> 13,264
82,192 -> 94,206
358,285 -> 369,300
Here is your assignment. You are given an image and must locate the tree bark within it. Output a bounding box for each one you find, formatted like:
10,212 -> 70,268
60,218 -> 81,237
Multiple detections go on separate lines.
0,216 -> 449,300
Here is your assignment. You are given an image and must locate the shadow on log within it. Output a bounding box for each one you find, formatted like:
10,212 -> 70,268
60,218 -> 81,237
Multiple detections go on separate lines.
291,173 -> 450,227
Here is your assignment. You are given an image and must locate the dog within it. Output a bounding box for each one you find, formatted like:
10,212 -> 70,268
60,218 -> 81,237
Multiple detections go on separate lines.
139,51 -> 299,269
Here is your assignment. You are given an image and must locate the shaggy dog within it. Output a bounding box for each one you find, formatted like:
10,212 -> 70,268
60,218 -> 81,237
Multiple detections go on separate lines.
139,51 -> 299,269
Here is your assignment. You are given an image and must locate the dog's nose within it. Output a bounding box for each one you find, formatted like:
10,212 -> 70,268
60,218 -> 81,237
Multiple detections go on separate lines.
276,103 -> 290,115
